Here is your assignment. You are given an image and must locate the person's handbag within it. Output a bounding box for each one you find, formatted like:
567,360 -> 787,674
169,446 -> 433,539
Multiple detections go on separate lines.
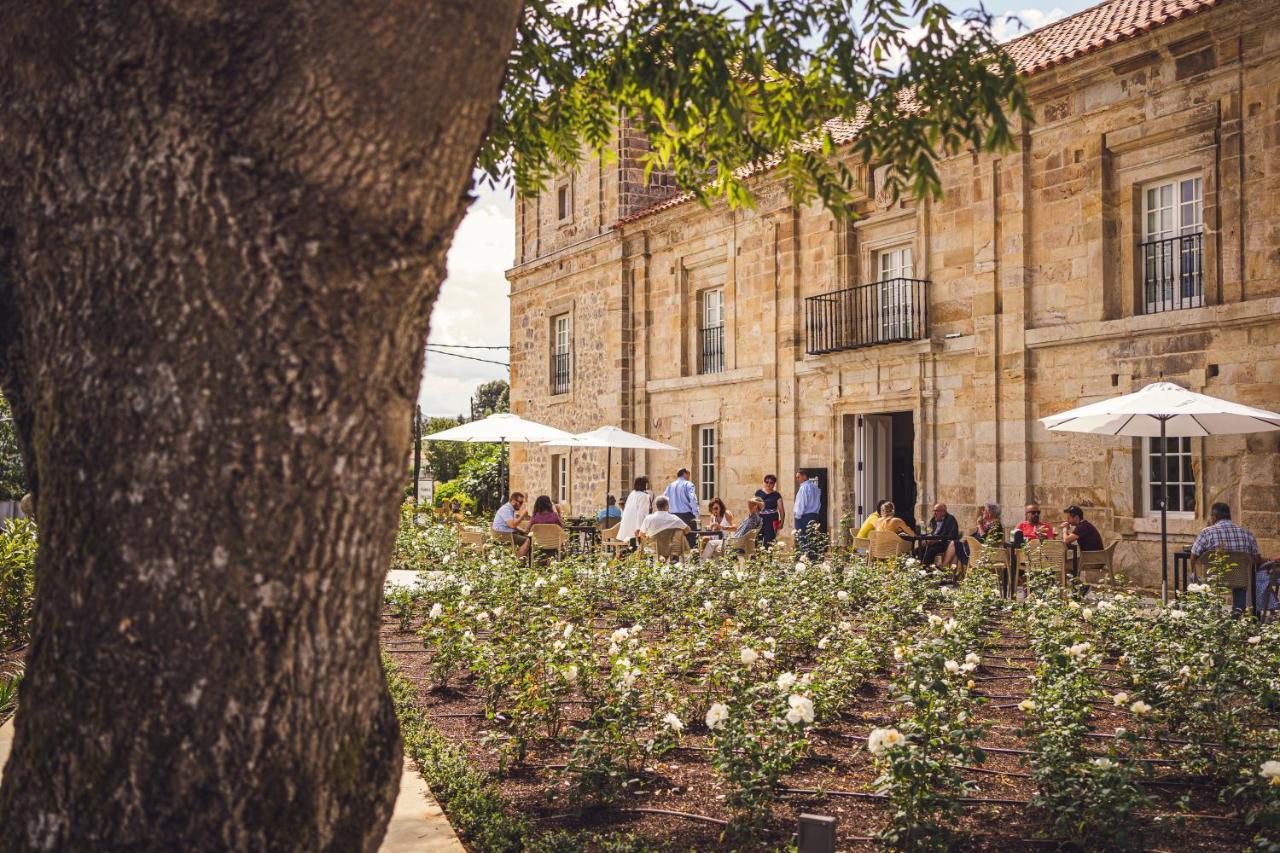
773,519 -> 781,532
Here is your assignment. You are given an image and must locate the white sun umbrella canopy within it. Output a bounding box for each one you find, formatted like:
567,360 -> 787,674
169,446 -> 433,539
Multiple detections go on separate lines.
425,413 -> 577,501
545,427 -> 680,520
1040,382 -> 1280,601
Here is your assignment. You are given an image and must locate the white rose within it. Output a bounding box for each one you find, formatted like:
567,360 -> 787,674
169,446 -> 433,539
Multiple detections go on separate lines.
1167,609 -> 1187,620
961,662 -> 977,673
1249,636 -> 1262,645
1186,582 -> 1209,594
817,636 -> 830,650
944,660 -> 961,674
1018,699 -> 1035,712
558,586 -> 569,596
927,614 -> 944,626
493,606 -> 505,617
705,702 -> 730,730
1129,700 -> 1151,715
893,646 -> 906,661
662,712 -> 684,733
703,600 -> 714,612
740,647 -> 759,666
943,618 -> 957,635
459,584 -> 472,597
1081,608 -> 1093,621
965,652 -> 981,665
1067,642 -> 1091,658
1260,760 -> 1280,781
794,562 -> 807,574
763,650 -> 775,661
838,621 -> 852,632
1112,692 -> 1129,706
867,727 -> 904,756
563,624 -> 574,639
1091,757 -> 1115,770
837,590 -> 849,601
428,603 -> 444,619
776,672 -> 797,690
1179,665 -> 1192,678
565,665 -> 578,680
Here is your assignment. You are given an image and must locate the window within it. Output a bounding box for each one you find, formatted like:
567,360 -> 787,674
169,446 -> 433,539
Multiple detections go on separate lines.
1141,176 -> 1203,313
1145,436 -> 1195,516
556,183 -> 572,223
698,426 -> 717,501
551,313 -> 571,395
699,288 -> 724,374
551,454 -> 569,504
877,245 -> 915,340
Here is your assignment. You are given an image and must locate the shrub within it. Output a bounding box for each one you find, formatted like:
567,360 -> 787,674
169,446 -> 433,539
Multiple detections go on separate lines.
0,517 -> 37,649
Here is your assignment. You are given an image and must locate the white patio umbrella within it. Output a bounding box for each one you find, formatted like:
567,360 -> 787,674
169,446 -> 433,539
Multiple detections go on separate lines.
1040,382 -> 1280,601
425,413 -> 576,501
544,426 -> 679,520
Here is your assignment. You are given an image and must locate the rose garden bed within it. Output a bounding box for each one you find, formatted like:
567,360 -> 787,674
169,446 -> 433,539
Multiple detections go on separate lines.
383,517 -> 1280,851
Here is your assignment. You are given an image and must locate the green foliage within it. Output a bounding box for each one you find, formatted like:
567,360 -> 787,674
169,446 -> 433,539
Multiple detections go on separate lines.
445,444 -> 503,517
483,0 -> 1030,216
424,416 -> 469,484
431,479 -> 477,516
0,395 -> 26,502
472,379 -> 510,418
0,661 -> 22,723
0,517 -> 37,649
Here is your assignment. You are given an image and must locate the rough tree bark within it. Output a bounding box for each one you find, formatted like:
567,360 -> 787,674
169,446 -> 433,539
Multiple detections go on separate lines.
0,1 -> 520,848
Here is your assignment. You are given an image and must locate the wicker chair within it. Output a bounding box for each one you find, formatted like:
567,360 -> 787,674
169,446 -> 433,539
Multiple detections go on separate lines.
1076,541 -> 1118,586
852,536 -> 871,554
642,527 -> 686,559
967,535 -> 1009,591
1219,550 -> 1259,613
1017,539 -> 1067,588
600,524 -> 626,558
458,528 -> 487,551
490,531 -> 516,550
528,523 -> 568,563
869,530 -> 912,561
724,532 -> 757,559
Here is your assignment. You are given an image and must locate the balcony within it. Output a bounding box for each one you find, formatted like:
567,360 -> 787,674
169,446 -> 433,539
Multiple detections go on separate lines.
1141,232 -> 1203,314
551,350 -> 571,395
699,324 -> 724,374
804,278 -> 929,355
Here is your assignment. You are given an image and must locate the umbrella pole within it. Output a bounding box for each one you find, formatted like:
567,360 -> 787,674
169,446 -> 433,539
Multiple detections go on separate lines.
1160,418 -> 1169,604
605,446 -> 612,524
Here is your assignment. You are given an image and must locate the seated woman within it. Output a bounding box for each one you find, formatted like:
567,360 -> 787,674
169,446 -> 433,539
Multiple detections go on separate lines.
707,497 -> 734,532
703,498 -> 764,560
856,499 -> 890,539
871,501 -> 916,538
947,502 -> 1004,568
520,494 -> 563,557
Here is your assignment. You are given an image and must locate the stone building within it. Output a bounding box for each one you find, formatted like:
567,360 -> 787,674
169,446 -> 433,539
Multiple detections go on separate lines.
505,0 -> 1280,588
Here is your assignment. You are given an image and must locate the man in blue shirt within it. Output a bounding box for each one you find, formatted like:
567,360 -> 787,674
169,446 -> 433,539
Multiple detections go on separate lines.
491,492 -> 528,551
663,468 -> 700,547
793,471 -> 822,558
596,495 -> 622,524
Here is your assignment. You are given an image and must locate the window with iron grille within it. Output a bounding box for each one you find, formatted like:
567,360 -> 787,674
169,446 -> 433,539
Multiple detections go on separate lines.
699,289 -> 724,374
1145,436 -> 1195,516
556,182 -> 572,223
551,313 -> 571,395
698,426 -> 717,501
1141,176 -> 1202,314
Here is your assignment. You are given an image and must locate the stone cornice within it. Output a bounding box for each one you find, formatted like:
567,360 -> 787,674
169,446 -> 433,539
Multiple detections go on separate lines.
645,365 -> 765,394
505,230 -> 621,284
1025,296 -> 1280,350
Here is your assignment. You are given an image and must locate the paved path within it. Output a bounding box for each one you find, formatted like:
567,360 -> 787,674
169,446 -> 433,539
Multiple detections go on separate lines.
0,718 -> 461,851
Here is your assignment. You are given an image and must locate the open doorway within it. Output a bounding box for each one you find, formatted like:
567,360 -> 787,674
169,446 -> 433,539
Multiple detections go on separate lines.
853,411 -> 918,531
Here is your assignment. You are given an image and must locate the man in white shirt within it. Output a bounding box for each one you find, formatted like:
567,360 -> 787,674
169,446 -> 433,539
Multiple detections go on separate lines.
491,492 -> 528,550
639,496 -> 690,542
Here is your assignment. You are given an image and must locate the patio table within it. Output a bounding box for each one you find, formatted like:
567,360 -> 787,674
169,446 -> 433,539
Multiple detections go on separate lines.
565,524 -> 601,550
904,534 -> 949,562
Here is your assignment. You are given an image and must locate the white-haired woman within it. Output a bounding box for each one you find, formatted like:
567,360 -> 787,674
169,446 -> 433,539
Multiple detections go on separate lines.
947,502 -> 1004,567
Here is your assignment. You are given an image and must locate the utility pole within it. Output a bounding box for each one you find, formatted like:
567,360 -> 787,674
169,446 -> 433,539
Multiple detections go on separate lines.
412,405 -> 422,505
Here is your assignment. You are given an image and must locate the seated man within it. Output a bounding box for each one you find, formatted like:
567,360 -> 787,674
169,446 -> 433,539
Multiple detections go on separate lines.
1190,502 -> 1260,608
597,495 -> 622,525
922,502 -> 960,566
1013,503 -> 1056,544
1061,505 -> 1103,551
638,496 -> 690,550
491,491 -> 528,550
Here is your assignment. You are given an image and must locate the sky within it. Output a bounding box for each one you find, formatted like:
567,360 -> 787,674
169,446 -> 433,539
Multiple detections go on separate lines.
417,0 -> 1095,418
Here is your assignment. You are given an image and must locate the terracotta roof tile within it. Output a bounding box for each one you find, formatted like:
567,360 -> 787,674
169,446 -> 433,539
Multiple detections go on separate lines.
615,0 -> 1223,226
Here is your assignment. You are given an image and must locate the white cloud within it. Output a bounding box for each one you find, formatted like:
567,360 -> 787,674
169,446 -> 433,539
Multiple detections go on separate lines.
418,182 -> 515,418
992,7 -> 1067,42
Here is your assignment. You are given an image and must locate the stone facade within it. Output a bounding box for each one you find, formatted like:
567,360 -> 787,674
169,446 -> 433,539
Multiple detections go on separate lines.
507,0 -> 1280,589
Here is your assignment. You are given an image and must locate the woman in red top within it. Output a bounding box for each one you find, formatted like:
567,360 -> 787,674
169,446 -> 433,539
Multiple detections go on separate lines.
527,494 -> 564,527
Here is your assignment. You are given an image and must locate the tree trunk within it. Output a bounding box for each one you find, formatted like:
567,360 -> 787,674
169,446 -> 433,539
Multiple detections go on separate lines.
0,2 -> 520,848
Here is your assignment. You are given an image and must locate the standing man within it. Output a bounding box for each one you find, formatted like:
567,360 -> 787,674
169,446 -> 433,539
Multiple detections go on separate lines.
755,474 -> 785,548
793,470 -> 822,559
664,468 -> 700,547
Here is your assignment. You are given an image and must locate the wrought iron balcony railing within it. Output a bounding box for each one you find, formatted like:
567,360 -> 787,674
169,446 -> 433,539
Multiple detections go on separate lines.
551,350 -> 571,395
804,278 -> 929,356
699,324 -> 725,374
1141,232 -> 1203,314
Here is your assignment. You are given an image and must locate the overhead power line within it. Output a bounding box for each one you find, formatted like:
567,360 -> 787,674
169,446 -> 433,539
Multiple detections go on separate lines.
428,343 -> 511,350
425,346 -> 509,367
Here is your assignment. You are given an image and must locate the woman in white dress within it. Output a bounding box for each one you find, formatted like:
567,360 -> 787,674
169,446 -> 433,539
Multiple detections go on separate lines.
617,476 -> 652,552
